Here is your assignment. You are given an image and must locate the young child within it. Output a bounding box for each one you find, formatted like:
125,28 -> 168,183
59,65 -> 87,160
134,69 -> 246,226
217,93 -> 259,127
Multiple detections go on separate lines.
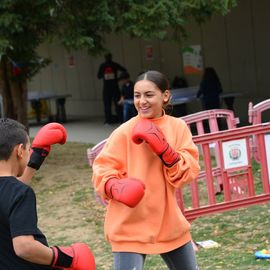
0,118 -> 95,270
118,71 -> 137,122
92,70 -> 200,270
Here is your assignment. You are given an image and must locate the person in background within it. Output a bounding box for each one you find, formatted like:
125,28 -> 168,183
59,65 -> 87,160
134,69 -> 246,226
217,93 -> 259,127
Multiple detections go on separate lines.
97,53 -> 127,124
172,75 -> 188,89
117,71 -> 137,122
197,67 -> 223,110
0,119 -> 95,270
92,70 -> 200,270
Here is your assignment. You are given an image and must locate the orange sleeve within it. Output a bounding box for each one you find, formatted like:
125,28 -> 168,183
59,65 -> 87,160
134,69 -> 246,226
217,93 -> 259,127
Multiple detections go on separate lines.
92,128 -> 128,200
163,120 -> 200,188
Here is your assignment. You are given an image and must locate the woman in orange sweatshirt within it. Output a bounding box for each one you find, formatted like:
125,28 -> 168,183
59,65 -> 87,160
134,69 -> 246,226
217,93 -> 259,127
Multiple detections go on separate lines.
92,70 -> 200,270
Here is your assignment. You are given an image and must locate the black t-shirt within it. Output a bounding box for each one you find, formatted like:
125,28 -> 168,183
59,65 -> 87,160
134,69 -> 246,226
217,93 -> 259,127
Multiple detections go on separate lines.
197,79 -> 222,100
121,81 -> 134,100
0,176 -> 51,270
97,60 -> 126,91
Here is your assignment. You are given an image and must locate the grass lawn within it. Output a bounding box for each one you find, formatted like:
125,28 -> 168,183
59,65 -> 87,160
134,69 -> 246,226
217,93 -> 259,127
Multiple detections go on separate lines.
31,142 -> 270,269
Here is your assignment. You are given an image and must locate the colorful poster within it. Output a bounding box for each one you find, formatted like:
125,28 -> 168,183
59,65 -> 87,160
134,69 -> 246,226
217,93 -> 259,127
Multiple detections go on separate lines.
182,45 -> 203,75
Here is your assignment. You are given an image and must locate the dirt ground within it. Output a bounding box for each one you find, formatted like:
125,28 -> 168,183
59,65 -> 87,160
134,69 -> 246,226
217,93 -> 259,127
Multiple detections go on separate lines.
31,142 -> 113,269
30,142 -> 270,270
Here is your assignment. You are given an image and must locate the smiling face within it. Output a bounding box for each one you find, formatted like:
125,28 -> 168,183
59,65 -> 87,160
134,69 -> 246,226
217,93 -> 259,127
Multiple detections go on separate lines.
134,80 -> 170,119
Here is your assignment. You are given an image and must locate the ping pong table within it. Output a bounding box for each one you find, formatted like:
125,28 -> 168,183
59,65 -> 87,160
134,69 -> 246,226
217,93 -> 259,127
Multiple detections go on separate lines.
170,86 -> 241,115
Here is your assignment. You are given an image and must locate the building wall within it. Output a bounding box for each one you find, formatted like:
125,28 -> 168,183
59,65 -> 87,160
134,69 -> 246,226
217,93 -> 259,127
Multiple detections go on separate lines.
28,0 -> 270,123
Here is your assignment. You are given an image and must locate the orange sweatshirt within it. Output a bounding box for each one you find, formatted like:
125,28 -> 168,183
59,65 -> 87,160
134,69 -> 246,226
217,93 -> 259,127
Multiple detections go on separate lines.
92,114 -> 200,254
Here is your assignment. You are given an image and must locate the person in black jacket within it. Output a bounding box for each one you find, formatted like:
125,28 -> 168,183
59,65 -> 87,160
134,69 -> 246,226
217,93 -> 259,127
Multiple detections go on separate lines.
97,53 -> 127,124
197,67 -> 223,110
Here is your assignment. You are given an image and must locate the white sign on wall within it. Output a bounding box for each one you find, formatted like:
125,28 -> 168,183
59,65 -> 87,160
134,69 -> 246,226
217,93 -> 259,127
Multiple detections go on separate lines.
265,134 -> 270,183
222,139 -> 248,169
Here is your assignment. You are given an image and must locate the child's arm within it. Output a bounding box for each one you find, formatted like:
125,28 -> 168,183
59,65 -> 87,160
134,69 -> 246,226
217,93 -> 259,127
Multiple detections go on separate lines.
28,122 -> 67,170
118,95 -> 124,105
19,122 -> 67,185
13,235 -> 96,269
13,235 -> 53,265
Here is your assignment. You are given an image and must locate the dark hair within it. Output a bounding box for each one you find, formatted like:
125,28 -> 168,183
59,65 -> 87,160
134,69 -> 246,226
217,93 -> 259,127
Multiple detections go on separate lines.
104,53 -> 112,62
135,70 -> 172,111
135,70 -> 170,93
0,118 -> 28,160
202,67 -> 221,85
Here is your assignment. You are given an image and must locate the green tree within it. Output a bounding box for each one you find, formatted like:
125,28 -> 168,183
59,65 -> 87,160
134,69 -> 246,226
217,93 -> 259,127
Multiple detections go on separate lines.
0,0 -> 237,127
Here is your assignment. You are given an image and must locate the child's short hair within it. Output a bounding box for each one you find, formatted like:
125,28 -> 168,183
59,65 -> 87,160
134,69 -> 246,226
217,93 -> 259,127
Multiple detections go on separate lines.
0,118 -> 28,161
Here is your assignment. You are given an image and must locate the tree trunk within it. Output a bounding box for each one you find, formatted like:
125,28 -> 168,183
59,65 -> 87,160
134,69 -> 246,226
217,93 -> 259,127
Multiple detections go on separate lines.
0,56 -> 15,118
10,80 -> 28,129
0,56 -> 29,130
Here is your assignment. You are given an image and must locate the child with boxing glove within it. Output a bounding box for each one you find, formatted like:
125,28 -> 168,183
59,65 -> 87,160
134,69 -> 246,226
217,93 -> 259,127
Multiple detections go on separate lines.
0,118 -> 95,270
92,70 -> 200,270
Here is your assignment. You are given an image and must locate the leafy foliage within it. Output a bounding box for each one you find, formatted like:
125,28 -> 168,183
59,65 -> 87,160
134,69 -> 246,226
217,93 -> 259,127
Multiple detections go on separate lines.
0,0 -> 57,78
111,0 -> 237,40
55,1 -> 115,53
0,0 -> 237,78
0,0 -> 237,124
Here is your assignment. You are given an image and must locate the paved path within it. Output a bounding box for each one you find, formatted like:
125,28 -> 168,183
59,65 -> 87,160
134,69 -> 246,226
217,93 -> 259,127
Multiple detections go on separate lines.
29,117 -> 119,145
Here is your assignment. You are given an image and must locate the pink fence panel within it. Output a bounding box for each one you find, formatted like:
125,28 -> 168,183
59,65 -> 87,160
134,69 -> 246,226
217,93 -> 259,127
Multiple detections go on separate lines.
180,123 -> 270,222
248,99 -> 270,162
248,99 -> 270,125
181,109 -> 239,135
87,139 -> 107,167
181,109 -> 240,193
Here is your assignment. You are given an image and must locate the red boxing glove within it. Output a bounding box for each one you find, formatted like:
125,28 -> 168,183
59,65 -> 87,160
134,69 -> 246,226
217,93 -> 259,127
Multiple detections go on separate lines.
28,122 -> 67,170
132,119 -> 180,167
51,242 -> 95,270
105,178 -> 145,207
